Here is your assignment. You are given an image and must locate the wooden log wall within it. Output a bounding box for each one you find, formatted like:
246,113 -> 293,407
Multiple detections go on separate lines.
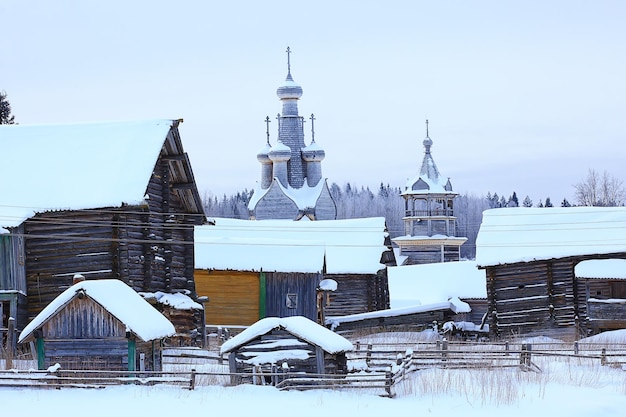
329,309 -> 447,333
24,209 -> 118,319
324,271 -> 389,317
24,150 -> 200,333
486,252 -> 626,340
486,259 -> 576,340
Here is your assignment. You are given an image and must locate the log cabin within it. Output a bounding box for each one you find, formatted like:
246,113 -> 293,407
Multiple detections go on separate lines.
0,119 -> 206,342
476,207 -> 626,340
194,217 -> 394,327
18,278 -> 175,371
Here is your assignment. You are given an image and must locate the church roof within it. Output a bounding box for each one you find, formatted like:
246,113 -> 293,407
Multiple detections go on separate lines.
402,122 -> 455,196
248,176 -> 327,212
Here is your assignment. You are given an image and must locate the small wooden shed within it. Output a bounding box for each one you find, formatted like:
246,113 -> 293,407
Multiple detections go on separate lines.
18,279 -> 175,371
220,316 -> 353,385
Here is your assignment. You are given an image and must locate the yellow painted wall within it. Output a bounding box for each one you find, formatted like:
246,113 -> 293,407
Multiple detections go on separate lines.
194,270 -> 259,326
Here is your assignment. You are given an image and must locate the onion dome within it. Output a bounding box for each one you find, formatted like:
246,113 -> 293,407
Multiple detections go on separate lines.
256,143 -> 272,164
276,72 -> 303,100
302,141 -> 325,162
268,141 -> 291,162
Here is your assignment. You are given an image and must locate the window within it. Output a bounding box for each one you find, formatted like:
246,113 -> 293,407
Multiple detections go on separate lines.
286,294 -> 297,309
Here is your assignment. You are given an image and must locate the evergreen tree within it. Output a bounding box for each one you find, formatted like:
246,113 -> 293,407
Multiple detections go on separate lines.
561,198 -> 571,207
508,192 -> 519,207
522,196 -> 533,207
544,197 -> 553,207
0,91 -> 15,124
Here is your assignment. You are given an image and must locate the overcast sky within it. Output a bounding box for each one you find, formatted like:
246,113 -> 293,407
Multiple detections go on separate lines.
3,1 -> 625,205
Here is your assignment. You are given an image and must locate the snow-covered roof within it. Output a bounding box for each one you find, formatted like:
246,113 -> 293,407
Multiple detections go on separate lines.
476,207 -> 626,267
248,177 -> 326,211
19,279 -> 176,343
140,291 -> 204,310
220,316 -> 353,355
195,217 -> 389,274
575,259 -> 626,279
387,261 -> 486,309
0,119 -> 175,229
326,301 -> 464,331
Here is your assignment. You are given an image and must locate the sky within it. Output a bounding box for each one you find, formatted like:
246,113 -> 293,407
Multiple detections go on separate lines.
2,1 -> 625,205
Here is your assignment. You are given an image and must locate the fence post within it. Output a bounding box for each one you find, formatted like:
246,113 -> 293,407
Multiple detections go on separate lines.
441,339 -> 448,363
356,341 -> 361,352
189,368 -> 196,390
366,343 -> 372,366
574,341 -> 579,355
6,317 -> 14,370
385,367 -> 393,398
505,341 -> 509,356
601,348 -> 607,366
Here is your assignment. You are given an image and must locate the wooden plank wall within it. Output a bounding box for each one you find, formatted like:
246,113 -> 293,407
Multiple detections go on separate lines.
0,230 -> 26,293
44,338 -> 128,371
194,270 -> 260,326
42,296 -> 126,339
265,272 -> 320,321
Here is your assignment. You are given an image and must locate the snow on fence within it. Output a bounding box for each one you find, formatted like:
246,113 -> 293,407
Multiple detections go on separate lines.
3,341 -> 626,395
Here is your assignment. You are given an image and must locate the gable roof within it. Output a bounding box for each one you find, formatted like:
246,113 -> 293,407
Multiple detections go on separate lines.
0,119 -> 203,231
220,316 -> 353,355
18,279 -> 175,343
195,217 -> 389,274
476,207 -> 626,267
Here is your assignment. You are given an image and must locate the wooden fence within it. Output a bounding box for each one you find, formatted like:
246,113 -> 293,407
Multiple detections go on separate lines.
3,341 -> 626,397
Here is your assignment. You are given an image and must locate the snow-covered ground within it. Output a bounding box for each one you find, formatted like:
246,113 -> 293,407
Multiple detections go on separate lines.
2,330 -> 626,417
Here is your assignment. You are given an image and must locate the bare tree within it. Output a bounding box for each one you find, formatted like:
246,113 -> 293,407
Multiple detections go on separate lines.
574,169 -> 626,206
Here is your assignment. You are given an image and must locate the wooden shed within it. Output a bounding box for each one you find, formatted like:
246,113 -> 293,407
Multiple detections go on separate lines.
18,279 -> 175,371
0,119 -> 206,341
194,217 -> 394,326
220,316 -> 353,385
476,207 -> 626,340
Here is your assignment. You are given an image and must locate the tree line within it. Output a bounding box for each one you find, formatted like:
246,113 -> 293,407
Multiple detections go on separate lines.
203,170 -> 625,260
